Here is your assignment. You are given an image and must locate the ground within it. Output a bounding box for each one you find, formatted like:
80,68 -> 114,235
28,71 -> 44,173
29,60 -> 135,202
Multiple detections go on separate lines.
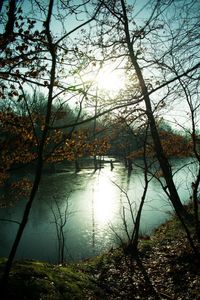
78,215 -> 200,299
0,211 -> 200,299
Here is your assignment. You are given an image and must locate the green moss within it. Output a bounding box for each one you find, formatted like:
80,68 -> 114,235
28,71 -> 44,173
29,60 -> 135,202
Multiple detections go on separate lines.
0,259 -> 102,299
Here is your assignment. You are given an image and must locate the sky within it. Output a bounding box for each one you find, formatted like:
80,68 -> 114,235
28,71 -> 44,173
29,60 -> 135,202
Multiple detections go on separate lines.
0,0 -> 199,131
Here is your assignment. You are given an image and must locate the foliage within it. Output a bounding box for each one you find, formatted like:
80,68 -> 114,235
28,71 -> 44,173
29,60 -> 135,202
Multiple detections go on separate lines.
49,129 -> 110,162
129,130 -> 194,159
0,108 -> 111,191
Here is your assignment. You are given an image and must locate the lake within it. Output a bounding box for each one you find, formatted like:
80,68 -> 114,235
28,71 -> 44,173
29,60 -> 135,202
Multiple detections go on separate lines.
0,158 -> 197,263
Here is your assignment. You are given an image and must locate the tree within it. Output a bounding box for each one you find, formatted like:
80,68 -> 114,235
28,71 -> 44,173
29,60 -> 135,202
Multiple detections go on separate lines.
92,0 -> 200,215
173,65 -> 200,241
95,0 -> 199,255
113,123 -> 151,254
119,0 -> 191,217
1,0 -> 200,293
0,0 -> 104,294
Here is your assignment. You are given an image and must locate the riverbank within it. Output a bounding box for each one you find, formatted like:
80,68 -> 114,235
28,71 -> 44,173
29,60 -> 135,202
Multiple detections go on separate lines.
0,208 -> 200,299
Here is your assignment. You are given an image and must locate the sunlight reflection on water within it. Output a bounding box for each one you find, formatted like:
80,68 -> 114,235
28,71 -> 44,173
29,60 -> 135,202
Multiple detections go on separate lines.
0,158 -> 196,263
92,170 -> 118,224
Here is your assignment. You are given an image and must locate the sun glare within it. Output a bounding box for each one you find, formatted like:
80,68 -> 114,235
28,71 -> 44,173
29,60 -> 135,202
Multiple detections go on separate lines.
96,66 -> 125,94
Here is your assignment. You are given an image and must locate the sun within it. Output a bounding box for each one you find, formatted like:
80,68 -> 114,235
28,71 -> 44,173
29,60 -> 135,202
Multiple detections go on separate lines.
96,66 -> 125,94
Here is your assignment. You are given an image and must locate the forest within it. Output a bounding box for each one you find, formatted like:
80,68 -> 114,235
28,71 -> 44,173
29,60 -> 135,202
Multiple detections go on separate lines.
0,0 -> 200,299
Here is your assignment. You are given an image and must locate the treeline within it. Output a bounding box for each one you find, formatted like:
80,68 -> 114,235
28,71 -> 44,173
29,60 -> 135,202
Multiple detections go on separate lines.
0,92 -> 195,187
0,93 -> 110,186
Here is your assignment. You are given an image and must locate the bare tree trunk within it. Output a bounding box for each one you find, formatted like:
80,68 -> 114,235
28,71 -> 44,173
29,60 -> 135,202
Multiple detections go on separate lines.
75,158 -> 80,173
130,125 -> 149,252
0,158 -> 44,295
119,0 -> 199,257
0,0 -> 56,295
192,170 -> 200,241
1,0 -> 16,50
177,75 -> 200,241
51,199 -> 69,264
120,0 -> 188,219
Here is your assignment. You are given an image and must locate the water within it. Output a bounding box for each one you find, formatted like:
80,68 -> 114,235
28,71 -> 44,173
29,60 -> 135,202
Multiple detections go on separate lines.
0,158 -> 197,263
